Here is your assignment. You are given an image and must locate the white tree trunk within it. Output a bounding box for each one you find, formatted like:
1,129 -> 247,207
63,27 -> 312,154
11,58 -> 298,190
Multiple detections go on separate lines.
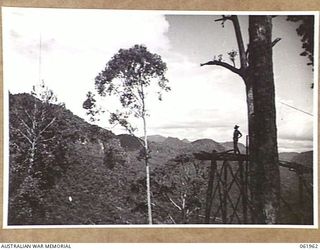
143,115 -> 152,224
28,140 -> 36,174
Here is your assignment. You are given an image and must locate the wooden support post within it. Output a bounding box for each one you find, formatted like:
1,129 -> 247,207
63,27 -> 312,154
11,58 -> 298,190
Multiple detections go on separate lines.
222,160 -> 228,223
298,171 -> 305,224
204,151 -> 217,224
246,134 -> 255,223
239,160 -> 248,223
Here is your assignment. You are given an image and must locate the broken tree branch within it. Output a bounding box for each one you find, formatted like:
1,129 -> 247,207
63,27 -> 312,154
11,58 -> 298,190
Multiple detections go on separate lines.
38,117 -> 56,137
16,128 -> 33,145
200,60 -> 242,76
168,196 -> 182,211
24,110 -> 33,122
19,118 -> 32,137
168,214 -> 176,224
272,38 -> 282,47
215,15 -> 248,70
214,15 -> 232,23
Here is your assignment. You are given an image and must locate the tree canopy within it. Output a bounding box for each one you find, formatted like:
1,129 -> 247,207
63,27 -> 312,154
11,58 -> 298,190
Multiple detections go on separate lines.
287,15 -> 314,67
95,44 -> 169,111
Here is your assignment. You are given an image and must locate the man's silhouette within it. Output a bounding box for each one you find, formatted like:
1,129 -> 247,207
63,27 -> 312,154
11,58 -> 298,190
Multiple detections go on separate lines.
233,125 -> 242,154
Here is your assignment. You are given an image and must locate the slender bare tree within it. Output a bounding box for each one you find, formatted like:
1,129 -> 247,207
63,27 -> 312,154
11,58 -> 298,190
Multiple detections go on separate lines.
84,44 -> 170,224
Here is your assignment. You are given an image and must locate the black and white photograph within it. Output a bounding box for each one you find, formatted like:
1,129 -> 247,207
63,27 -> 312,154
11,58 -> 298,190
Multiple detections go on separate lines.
2,7 -> 318,227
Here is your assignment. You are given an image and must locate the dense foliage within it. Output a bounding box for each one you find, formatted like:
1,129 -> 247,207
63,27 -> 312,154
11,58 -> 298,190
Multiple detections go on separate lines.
287,15 -> 314,67
8,93 -> 133,225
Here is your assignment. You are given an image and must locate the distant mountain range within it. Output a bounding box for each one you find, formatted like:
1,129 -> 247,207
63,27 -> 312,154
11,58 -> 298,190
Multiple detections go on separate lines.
145,134 -> 312,167
278,152 -> 300,162
119,134 -> 247,154
278,151 -> 313,169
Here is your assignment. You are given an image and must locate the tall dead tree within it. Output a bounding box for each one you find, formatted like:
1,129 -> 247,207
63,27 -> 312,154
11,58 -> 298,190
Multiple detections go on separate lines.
9,83 -> 62,223
201,15 -> 280,224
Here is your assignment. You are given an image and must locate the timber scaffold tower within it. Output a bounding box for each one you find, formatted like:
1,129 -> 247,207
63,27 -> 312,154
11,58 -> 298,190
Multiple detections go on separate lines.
173,142 -> 313,224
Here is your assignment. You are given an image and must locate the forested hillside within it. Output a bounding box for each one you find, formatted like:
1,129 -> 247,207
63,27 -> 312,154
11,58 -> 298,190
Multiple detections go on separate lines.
9,93 -> 134,224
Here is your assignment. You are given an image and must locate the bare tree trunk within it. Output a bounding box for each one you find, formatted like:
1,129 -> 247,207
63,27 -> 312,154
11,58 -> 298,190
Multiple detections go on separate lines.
143,114 -> 152,224
28,108 -> 37,174
247,16 -> 280,224
140,82 -> 152,224
28,140 -> 36,174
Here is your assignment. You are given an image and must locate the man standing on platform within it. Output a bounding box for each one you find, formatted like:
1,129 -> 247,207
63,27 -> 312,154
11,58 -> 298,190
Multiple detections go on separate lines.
233,125 -> 242,154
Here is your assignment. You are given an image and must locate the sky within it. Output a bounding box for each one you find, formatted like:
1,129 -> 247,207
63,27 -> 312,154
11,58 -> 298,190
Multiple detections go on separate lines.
2,8 -> 316,152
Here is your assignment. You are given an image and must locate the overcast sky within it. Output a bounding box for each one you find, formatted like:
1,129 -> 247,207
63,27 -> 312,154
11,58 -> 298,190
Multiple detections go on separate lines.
2,8 -> 316,152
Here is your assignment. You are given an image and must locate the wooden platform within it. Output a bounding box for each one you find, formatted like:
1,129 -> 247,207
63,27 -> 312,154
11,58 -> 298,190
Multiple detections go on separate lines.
192,151 -> 311,174
193,151 -> 248,161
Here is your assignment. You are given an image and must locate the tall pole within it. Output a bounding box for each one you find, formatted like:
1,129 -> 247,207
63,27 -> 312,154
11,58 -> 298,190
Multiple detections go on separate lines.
204,151 -> 217,223
39,33 -> 42,84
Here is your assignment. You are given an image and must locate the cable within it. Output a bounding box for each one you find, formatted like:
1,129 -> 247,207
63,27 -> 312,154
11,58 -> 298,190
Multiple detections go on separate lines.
39,33 -> 42,84
279,101 -> 313,117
